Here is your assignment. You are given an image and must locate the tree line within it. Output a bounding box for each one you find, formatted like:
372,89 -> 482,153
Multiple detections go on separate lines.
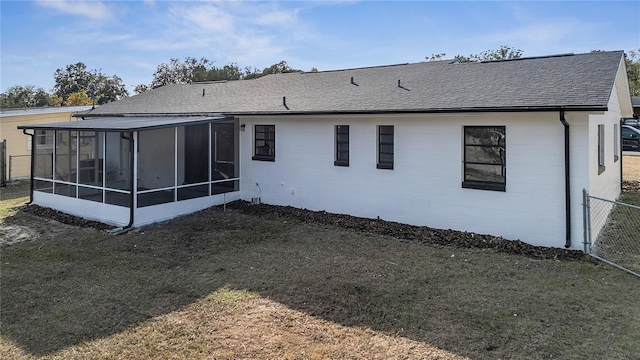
0,59 -> 303,109
2,46 -> 639,109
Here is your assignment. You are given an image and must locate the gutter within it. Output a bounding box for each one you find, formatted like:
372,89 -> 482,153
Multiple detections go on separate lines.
72,105 -> 609,119
22,129 -> 35,205
559,110 -> 571,248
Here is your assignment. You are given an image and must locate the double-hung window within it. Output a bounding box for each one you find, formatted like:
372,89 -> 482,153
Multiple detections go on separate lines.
377,125 -> 394,169
335,125 -> 349,166
253,125 -> 275,161
463,126 -> 506,191
598,124 -> 605,174
613,123 -> 619,162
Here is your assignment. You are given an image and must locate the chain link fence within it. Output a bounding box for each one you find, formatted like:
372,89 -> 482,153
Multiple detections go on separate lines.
584,190 -> 640,277
8,154 -> 31,182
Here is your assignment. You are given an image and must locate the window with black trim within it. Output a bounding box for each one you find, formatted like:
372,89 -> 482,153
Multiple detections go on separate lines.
335,125 -> 349,166
598,124 -> 605,174
253,125 -> 275,161
377,125 -> 394,169
463,126 -> 506,191
613,123 -> 619,162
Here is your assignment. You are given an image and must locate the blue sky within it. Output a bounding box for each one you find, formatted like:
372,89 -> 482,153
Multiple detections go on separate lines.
1,0 -> 639,94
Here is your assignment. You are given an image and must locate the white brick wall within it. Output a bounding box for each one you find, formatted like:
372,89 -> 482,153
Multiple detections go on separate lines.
239,112 -> 585,248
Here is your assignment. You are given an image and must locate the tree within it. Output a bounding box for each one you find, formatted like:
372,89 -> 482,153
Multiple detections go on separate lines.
63,90 -> 93,106
148,57 -> 303,88
0,85 -> 54,109
469,45 -> 523,62
626,49 -> 640,96
427,53 -> 446,61
133,84 -> 150,95
243,61 -> 302,80
426,45 -> 523,63
53,62 -> 129,104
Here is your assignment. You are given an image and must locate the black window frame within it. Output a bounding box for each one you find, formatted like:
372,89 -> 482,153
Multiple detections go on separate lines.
252,124 -> 275,162
598,124 -> 605,174
613,123 -> 619,162
377,125 -> 394,170
334,125 -> 349,167
462,126 -> 506,192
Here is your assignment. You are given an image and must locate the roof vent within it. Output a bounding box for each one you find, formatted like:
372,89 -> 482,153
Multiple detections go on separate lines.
350,77 -> 359,86
397,79 -> 410,91
283,96 -> 289,110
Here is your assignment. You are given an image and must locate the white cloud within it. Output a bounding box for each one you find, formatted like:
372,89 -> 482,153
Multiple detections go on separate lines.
35,0 -> 114,21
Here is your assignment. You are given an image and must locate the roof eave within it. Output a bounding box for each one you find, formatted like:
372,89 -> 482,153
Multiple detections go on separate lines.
75,105 -> 608,119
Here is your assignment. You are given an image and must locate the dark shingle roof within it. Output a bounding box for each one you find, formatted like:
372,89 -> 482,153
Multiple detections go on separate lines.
85,51 -> 624,116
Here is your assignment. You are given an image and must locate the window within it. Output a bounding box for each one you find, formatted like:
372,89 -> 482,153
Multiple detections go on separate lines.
335,125 -> 349,166
613,123 -> 619,162
598,124 -> 605,174
29,129 -> 55,150
36,130 -> 54,147
253,125 -> 275,161
377,125 -> 394,169
463,126 -> 506,191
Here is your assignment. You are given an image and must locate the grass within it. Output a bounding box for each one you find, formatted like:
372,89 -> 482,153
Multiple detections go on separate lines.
623,155 -> 640,181
1,163 -> 640,359
0,180 -> 30,217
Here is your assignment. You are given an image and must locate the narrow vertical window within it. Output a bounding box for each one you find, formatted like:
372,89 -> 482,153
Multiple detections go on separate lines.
613,123 -> 619,162
335,125 -> 349,166
598,124 -> 605,174
462,126 -> 506,191
253,125 -> 275,161
377,125 -> 394,169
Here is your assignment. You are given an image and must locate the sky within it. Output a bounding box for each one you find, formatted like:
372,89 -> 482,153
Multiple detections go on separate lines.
1,0 -> 639,94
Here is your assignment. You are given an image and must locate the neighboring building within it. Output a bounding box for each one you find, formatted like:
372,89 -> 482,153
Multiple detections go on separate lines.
1,106 -> 92,181
18,51 -> 633,250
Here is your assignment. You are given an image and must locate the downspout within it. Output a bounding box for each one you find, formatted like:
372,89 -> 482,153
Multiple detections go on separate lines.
22,129 -> 35,205
559,110 -> 571,248
108,132 -> 135,235
620,118 -> 624,192
123,132 -> 135,229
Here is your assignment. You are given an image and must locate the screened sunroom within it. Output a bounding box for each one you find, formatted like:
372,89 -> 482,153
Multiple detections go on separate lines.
19,116 -> 240,228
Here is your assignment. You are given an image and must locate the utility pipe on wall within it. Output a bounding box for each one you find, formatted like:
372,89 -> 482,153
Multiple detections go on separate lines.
559,110 -> 571,248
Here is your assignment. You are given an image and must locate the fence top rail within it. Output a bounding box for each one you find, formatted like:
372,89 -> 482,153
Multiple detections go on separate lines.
588,194 -> 640,211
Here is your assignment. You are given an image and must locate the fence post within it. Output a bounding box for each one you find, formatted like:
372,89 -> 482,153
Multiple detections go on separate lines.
0,140 -> 5,187
582,188 -> 591,254
8,154 -> 13,183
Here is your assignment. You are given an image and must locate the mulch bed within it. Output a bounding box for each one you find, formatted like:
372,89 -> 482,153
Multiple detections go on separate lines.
16,200 -> 587,261
623,180 -> 640,192
227,201 -> 586,261
19,205 -> 113,231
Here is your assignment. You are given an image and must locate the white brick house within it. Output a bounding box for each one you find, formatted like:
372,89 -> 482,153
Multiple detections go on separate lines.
19,51 -> 633,250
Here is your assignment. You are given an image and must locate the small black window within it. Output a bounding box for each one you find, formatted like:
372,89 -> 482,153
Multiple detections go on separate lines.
463,126 -> 506,191
335,125 -> 349,166
598,124 -> 605,174
253,125 -> 275,161
377,125 -> 394,169
613,123 -> 619,162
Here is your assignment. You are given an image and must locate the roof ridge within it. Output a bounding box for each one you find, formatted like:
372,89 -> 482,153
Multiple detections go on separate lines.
302,63 -> 411,74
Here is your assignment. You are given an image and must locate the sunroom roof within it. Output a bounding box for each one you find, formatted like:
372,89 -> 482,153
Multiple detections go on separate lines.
17,115 -> 229,132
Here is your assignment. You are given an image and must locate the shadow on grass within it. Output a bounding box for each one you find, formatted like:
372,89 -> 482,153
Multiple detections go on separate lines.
2,206 -> 639,359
